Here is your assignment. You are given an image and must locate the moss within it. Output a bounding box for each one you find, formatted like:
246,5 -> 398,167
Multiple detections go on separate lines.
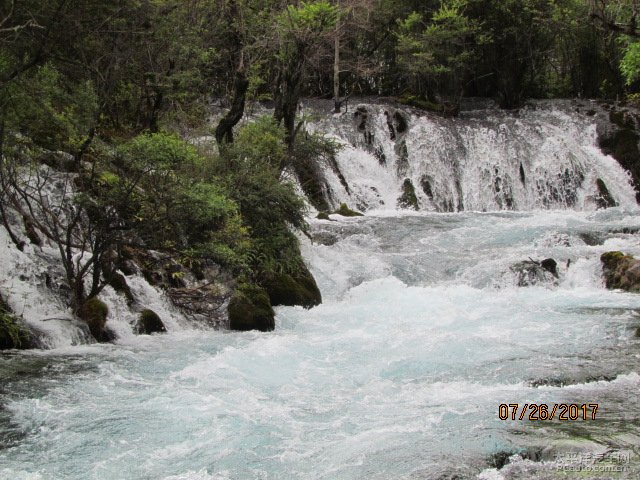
600,251 -> 627,270
263,267 -> 322,309
397,178 -> 419,210
136,309 -> 166,335
108,272 -> 134,303
636,327 -> 640,338
77,297 -> 109,341
600,251 -> 639,290
0,296 -> 31,350
334,203 -> 364,217
316,211 -> 331,220
228,284 -> 275,332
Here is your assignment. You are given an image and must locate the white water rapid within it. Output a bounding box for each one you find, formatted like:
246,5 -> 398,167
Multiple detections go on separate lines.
1,102 -> 640,479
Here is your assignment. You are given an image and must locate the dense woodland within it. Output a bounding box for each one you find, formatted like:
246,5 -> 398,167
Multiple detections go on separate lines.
2,0 -> 640,338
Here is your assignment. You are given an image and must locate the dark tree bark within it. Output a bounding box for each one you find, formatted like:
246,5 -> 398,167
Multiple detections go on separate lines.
215,68 -> 249,145
274,59 -> 304,148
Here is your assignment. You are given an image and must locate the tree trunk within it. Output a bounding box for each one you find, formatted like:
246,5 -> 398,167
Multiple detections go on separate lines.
215,67 -> 249,145
274,59 -> 303,148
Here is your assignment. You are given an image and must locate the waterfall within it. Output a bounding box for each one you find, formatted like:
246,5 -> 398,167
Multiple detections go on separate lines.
0,224 -> 189,349
306,100 -> 638,213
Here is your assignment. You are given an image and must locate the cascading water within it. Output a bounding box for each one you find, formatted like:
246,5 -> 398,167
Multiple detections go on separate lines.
2,101 -> 640,479
307,100 -> 637,213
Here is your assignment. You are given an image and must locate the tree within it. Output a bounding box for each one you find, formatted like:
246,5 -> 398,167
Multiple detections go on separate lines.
272,1 -> 338,146
396,0 -> 488,105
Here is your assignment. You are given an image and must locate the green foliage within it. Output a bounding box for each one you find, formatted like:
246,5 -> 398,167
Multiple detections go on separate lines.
621,39 -> 640,85
0,297 -> 30,350
116,133 -> 249,268
120,132 -> 203,170
396,1 -> 488,101
1,63 -> 99,151
233,117 -> 287,170
217,118 -> 308,279
289,130 -> 341,212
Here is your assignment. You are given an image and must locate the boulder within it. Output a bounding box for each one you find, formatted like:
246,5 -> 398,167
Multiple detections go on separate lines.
597,109 -> 640,203
595,178 -> 617,209
601,251 -> 640,292
397,178 -> 419,210
135,309 -> 166,334
510,258 -> 559,286
108,272 -> 135,304
263,267 -> 322,309
77,297 -> 110,342
228,285 -> 275,332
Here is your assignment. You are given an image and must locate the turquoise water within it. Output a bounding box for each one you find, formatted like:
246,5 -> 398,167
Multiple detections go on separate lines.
1,210 -> 640,479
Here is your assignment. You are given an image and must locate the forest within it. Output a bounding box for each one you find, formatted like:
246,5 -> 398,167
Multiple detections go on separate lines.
2,0 -> 640,338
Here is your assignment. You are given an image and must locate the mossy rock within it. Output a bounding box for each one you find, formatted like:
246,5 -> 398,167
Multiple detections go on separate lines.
600,251 -> 640,291
135,309 -> 166,335
601,251 -> 627,270
334,203 -> 364,217
228,284 -> 275,332
0,296 -> 31,350
316,211 -> 331,220
77,297 -> 109,341
108,272 -> 134,304
397,178 -> 419,210
263,267 -> 322,309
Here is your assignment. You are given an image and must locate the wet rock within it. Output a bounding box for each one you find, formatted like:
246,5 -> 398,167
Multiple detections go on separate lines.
595,178 -> 617,209
510,258 -> 559,286
597,109 -> 640,203
312,230 -> 339,246
135,309 -> 166,334
395,139 -> 409,176
397,178 -> 419,210
578,231 -> 603,246
263,267 -> 322,309
77,297 -> 110,342
420,176 -> 434,201
540,258 -> 559,277
228,284 -> 275,332
601,251 -> 640,292
107,272 -> 134,304
393,111 -> 408,133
